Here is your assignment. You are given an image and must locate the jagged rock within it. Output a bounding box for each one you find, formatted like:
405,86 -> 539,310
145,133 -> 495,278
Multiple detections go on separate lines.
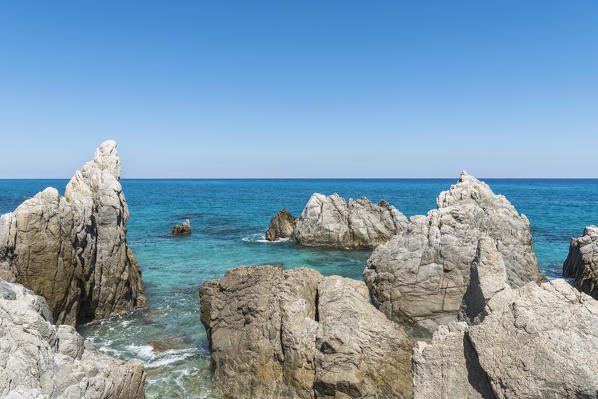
199,265 -> 413,399
291,194 -> 408,249
0,141 -> 146,325
0,279 -> 146,398
563,225 -> 598,299
266,209 -> 296,241
412,238 -> 598,399
364,172 -> 544,335
172,219 -> 192,236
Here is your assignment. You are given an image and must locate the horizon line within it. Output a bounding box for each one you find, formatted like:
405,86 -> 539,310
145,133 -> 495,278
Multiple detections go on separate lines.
1,177 -> 598,180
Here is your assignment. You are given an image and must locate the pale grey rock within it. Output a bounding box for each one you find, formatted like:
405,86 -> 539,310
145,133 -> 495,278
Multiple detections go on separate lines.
563,225 -> 598,299
0,141 -> 146,325
172,219 -> 192,236
199,265 -> 412,399
412,237 -> 598,399
458,237 -> 508,324
364,172 -> 544,335
0,279 -> 146,399
266,209 -> 296,241
292,194 -> 407,249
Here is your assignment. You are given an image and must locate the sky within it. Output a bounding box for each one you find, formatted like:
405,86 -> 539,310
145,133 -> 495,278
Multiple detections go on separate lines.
0,1 -> 597,178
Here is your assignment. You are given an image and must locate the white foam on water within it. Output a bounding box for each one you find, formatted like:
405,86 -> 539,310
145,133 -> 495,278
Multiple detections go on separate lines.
242,233 -> 290,243
125,343 -> 155,360
146,347 -> 198,369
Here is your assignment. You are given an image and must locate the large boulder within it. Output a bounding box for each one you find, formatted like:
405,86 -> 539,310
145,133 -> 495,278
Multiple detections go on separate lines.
0,141 -> 146,325
265,209 -> 296,241
199,265 -> 413,399
0,278 -> 146,398
291,194 -> 408,249
412,239 -> 598,399
563,225 -> 598,299
364,172 -> 544,335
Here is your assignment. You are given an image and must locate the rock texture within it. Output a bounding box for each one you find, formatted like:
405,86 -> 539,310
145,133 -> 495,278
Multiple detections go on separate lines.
563,225 -> 598,299
0,278 -> 146,398
199,265 -> 413,399
265,209 -> 296,241
412,238 -> 598,399
0,140 -> 146,325
291,194 -> 408,249
364,172 -> 544,334
172,219 -> 192,236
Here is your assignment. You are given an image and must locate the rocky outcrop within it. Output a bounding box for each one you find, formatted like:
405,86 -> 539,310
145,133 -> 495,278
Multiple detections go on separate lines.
412,238 -> 598,399
563,225 -> 598,299
291,194 -> 408,249
265,209 -> 296,241
364,172 -> 544,335
0,279 -> 146,398
199,265 -> 413,399
0,140 -> 146,325
172,219 -> 192,235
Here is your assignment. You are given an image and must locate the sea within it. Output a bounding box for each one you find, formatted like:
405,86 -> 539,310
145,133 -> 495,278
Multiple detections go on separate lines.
1,178 -> 596,398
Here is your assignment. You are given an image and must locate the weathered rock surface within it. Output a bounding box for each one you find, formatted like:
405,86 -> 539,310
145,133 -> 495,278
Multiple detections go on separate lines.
0,279 -> 146,398
265,209 -> 296,241
364,172 -> 544,334
172,219 -> 192,235
291,194 -> 408,249
563,225 -> 598,299
0,140 -> 146,325
199,265 -> 413,399
412,238 -> 598,399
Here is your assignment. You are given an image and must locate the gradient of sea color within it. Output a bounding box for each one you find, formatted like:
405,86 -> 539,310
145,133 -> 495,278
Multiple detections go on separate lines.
0,178 -> 597,398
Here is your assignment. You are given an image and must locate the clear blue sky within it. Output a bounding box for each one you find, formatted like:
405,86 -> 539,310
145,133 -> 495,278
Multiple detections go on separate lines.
1,1 -> 597,178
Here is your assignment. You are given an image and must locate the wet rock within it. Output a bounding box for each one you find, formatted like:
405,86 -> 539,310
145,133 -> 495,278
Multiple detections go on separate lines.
173,219 -> 192,235
0,141 -> 146,325
563,225 -> 598,299
364,172 -> 544,335
147,331 -> 190,353
291,194 -> 408,249
0,279 -> 146,398
266,209 -> 297,241
199,265 -> 413,399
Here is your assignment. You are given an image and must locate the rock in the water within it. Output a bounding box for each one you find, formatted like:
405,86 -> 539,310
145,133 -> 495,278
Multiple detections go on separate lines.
291,194 -> 408,249
0,279 -> 146,398
364,172 -> 544,335
0,140 -> 146,325
412,237 -> 598,399
199,265 -> 413,399
563,225 -> 598,299
265,209 -> 296,241
172,219 -> 192,235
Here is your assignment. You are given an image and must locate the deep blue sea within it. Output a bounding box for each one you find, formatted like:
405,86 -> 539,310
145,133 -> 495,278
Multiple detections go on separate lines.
1,178 -> 597,398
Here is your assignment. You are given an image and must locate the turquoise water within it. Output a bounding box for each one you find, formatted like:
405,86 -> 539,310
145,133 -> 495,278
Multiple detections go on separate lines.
1,178 -> 597,398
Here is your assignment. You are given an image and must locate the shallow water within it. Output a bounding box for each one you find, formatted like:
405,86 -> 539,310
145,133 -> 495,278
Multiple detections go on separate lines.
1,178 -> 597,398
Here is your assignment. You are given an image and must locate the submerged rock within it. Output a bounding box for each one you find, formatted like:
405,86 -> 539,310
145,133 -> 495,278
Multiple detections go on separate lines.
0,140 -> 146,325
0,279 -> 146,398
291,194 -> 408,249
412,238 -> 598,399
265,209 -> 296,241
563,225 -> 598,299
199,265 -> 413,399
364,172 -> 544,335
172,219 -> 192,235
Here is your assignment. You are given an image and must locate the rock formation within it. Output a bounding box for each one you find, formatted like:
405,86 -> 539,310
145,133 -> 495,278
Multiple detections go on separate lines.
0,278 -> 146,398
412,238 -> 598,399
199,265 -> 413,399
0,140 -> 146,325
290,194 -> 408,249
563,225 -> 598,299
172,219 -> 192,235
265,209 -> 296,241
364,172 -> 544,335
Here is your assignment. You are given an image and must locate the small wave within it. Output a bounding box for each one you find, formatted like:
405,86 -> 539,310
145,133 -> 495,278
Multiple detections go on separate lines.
146,348 -> 198,368
125,343 -> 155,360
242,233 -> 290,243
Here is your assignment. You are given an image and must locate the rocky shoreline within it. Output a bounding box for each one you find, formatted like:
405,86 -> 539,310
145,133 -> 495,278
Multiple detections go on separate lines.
1,148 -> 596,399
